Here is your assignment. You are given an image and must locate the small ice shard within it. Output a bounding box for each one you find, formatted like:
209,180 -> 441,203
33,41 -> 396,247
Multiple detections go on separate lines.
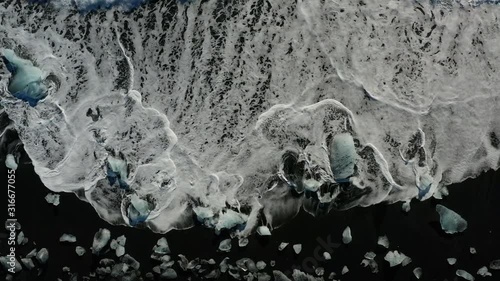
153,237 -> 170,254
45,193 -> 60,206
122,254 -> 140,270
342,226 -> 352,244
456,269 -> 475,281
60,234 -> 77,243
330,133 -> 357,181
127,194 -> 151,226
62,266 -> 71,272
433,186 -> 449,199
361,259 -> 379,273
239,237 -> 249,247
448,258 -> 457,265
278,242 -> 289,251
377,235 -> 389,248
315,267 -> 325,276
177,254 -> 189,271
413,267 -> 423,279
220,257 -> 229,273
17,231 -> 25,245
161,268 -> 177,279
402,201 -> 411,212
364,252 -> 376,260
116,235 -> 126,246
5,154 -> 17,170
270,260 -> 275,267
115,246 -> 125,257
21,258 -> 35,270
323,252 -> 332,260
470,247 -> 477,255
477,266 -> 492,277
384,251 -> 408,267
256,261 -> 266,270
257,226 -> 272,236
489,259 -> 500,270
36,248 -> 49,264
328,272 -> 336,280
91,228 -> 111,255
293,244 -> 302,254
402,256 -> 412,266
436,204 -> 468,234
341,266 -> 349,275
215,209 -> 248,232
75,246 -> 86,256
26,249 -> 37,259
218,239 -> 232,252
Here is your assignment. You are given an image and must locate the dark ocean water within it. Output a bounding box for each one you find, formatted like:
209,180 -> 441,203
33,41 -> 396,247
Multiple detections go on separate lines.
1,162 -> 500,281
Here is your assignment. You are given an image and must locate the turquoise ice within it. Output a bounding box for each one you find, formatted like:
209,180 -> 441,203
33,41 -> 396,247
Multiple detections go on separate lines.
1,49 -> 47,106
436,204 -> 468,234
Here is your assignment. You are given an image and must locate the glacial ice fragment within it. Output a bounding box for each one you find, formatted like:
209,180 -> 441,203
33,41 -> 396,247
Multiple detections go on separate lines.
219,258 -> 229,273
257,226 -> 272,236
256,261 -> 266,270
17,231 -> 24,245
21,258 -> 35,270
436,204 -> 468,234
293,244 -> 302,254
402,201 -> 411,213
364,252 -> 376,260
106,157 -> 129,189
218,239 -> 232,252
361,259 -> 379,273
377,236 -> 389,248
153,237 -> 170,254
330,133 -> 357,181
342,226 -> 352,244
315,267 -> 325,276
470,247 -> 477,255
477,266 -> 492,276
239,237 -> 249,247
323,252 -> 332,260
214,210 -> 248,232
341,266 -> 349,275
489,259 -> 500,270
0,257 -> 22,273
278,242 -> 289,251
60,234 -> 77,243
91,228 -> 111,255
45,193 -> 60,206
5,154 -> 17,170
448,258 -> 457,265
1,49 -> 48,106
384,251 -> 408,267
121,254 -> 140,270
161,268 -> 177,279
413,267 -> 423,279
36,248 -> 49,264
75,246 -> 86,256
127,194 -> 151,226
456,269 -> 475,281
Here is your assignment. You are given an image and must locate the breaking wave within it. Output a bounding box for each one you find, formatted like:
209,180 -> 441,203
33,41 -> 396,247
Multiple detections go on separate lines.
1,0 -> 499,235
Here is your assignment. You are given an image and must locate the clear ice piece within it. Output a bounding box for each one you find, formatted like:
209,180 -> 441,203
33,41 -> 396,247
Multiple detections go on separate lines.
257,226 -> 271,236
436,204 -> 468,234
278,242 -> 289,251
456,269 -> 475,281
218,239 -> 232,252
293,244 -> 302,254
342,226 -> 352,244
91,228 -> 111,255
377,236 -> 389,248
60,234 -> 77,243
45,193 -> 60,206
413,267 -> 423,279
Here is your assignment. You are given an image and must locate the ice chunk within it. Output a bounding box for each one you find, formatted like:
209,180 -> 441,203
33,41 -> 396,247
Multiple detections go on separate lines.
323,252 -> 331,260
477,266 -> 492,277
447,258 -> 457,265
257,226 -> 272,236
21,258 -> 35,270
361,259 -> 379,273
36,248 -> 49,264
91,228 -> 111,255
1,49 -> 48,106
17,231 -> 25,245
256,261 -> 266,270
106,157 -> 129,189
270,260 -> 275,267
315,267 -> 324,276
5,154 -> 18,170
342,226 -> 352,244
402,256 -> 412,266
45,193 -> 60,206
127,194 -> 151,226
436,204 -> 468,234
328,272 -> 336,280
377,235 -> 389,248
75,246 -> 86,256
121,254 -> 140,270
413,267 -> 423,279
161,268 -> 177,279
384,251 -> 408,267
278,242 -> 289,251
60,234 -> 77,243
239,237 -> 249,247
215,210 -> 248,232
293,244 -> 302,254
456,269 -> 475,281
341,266 -> 349,275
330,133 -> 357,181
489,259 -> 500,270
218,239 -> 232,252
0,256 -> 22,273
470,247 -> 476,255
219,257 -> 229,273
115,246 -> 125,257
402,201 -> 411,213
364,252 -> 376,260
153,237 -> 170,255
